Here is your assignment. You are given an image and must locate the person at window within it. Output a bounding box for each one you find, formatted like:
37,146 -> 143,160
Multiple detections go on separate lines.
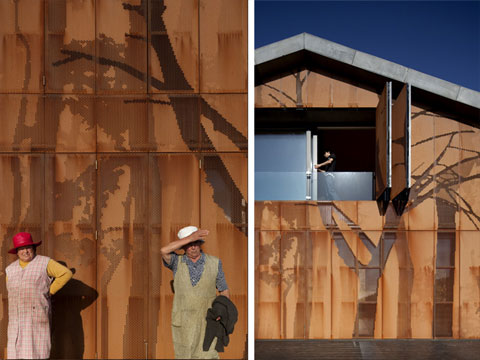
314,150 -> 338,200
5,232 -> 73,359
161,226 -> 230,359
314,150 -> 336,172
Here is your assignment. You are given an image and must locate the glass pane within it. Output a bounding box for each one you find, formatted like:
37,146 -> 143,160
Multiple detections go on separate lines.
436,232 -> 455,267
255,134 -> 306,172
316,172 -> 373,201
255,133 -> 308,200
435,269 -> 454,302
358,303 -> 376,337
359,268 -> 380,302
255,171 -> 306,200
435,303 -> 453,337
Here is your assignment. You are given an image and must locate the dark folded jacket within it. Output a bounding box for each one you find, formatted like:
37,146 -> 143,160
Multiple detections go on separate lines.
203,295 -> 238,352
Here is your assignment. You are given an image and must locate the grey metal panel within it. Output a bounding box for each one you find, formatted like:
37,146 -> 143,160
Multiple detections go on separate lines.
315,172 -> 374,201
405,68 -> 461,100
304,33 -> 355,64
256,172 -> 373,201
255,33 -> 304,65
457,87 -> 480,108
352,51 -> 408,82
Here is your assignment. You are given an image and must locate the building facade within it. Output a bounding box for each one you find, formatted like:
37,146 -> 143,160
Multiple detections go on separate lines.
255,33 -> 480,340
0,0 -> 247,358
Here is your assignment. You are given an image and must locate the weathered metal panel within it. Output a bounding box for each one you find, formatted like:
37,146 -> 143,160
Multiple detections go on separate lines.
382,231 -> 412,338
150,0 -> 199,92
255,70 -> 379,108
149,95 -> 193,152
149,153 -> 200,359
256,230 -> 281,339
407,231 -> 435,338
200,153 -> 248,357
96,97 -> 149,152
281,231 -> 306,338
0,0 -> 44,93
96,154 -> 148,359
96,0 -> 147,93
45,95 -> 96,152
458,123 -> 480,230
255,201 -> 477,339
280,202 -> 307,231
434,115 -> 460,230
46,0 -> 95,93
331,230 -> 357,338
357,201 -> 383,231
1,0 -> 248,358
306,231 -> 331,338
45,154 -> 97,359
255,74 -> 297,108
391,84 -> 411,200
255,202 -> 281,231
199,0 -> 247,93
305,71 -> 379,108
0,95 -> 45,151
200,94 -> 248,152
459,231 -> 480,338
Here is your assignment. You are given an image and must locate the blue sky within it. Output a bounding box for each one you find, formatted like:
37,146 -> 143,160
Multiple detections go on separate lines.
255,1 -> 480,92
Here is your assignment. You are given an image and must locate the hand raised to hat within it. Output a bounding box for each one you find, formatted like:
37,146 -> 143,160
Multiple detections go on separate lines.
190,229 -> 209,242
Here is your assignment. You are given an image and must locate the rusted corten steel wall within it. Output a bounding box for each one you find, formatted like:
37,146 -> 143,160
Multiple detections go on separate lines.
255,71 -> 480,339
255,70 -> 379,108
0,1 -> 247,359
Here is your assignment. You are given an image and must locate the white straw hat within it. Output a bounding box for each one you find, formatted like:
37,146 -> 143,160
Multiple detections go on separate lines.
177,226 -> 204,243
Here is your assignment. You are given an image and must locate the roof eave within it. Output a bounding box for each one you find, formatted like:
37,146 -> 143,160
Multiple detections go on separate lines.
255,33 -> 480,113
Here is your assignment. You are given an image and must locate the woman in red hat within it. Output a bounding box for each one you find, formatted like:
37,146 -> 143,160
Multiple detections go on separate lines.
5,232 -> 73,359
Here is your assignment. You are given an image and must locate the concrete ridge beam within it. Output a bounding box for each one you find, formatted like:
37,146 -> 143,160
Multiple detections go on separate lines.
255,33 -> 305,65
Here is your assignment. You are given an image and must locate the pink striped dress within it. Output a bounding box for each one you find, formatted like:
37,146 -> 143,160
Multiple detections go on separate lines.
6,255 -> 52,359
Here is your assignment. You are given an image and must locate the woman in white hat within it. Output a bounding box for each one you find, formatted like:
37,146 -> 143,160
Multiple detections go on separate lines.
5,232 -> 73,359
161,226 -> 229,359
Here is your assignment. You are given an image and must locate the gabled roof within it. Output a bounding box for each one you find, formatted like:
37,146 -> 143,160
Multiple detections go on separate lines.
255,33 -> 479,124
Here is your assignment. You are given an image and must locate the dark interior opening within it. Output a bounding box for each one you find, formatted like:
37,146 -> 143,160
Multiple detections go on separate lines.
255,107 -> 376,172
316,128 -> 375,172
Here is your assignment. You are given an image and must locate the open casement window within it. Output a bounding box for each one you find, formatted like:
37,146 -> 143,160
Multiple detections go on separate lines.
375,82 -> 392,215
391,84 -> 412,215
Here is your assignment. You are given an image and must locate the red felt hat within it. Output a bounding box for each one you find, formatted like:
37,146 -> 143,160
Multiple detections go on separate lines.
8,232 -> 41,254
